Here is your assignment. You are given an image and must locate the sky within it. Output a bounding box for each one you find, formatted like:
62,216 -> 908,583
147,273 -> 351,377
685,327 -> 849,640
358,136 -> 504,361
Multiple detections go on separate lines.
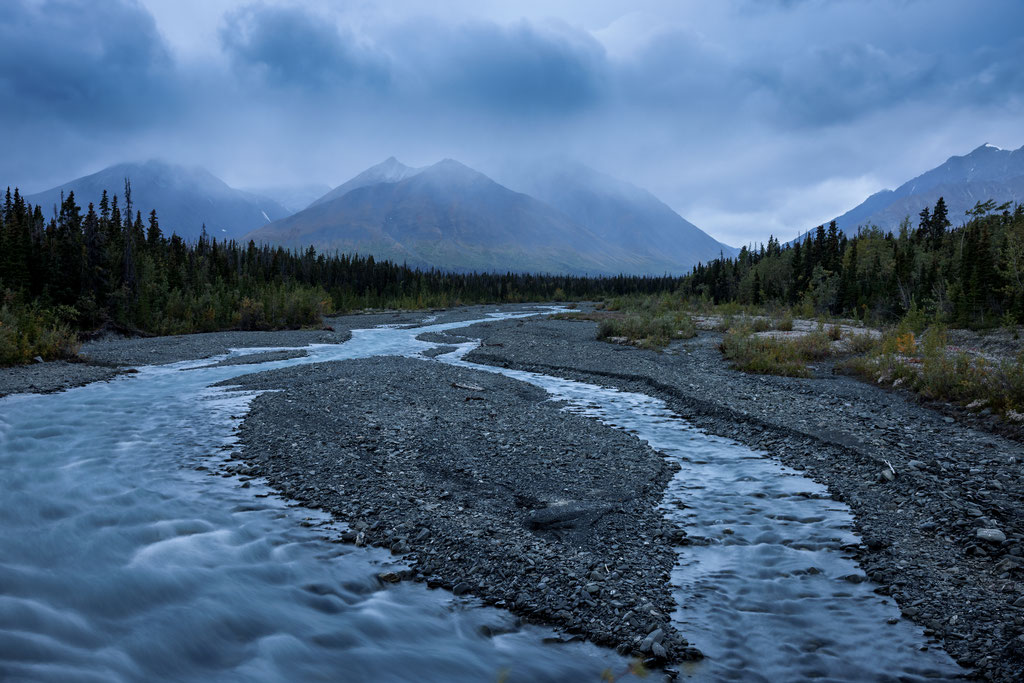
1,0 -> 1022,246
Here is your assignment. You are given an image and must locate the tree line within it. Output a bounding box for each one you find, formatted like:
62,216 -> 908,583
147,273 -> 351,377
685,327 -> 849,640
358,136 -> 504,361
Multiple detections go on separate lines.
0,183 -> 686,363
681,197 -> 1024,328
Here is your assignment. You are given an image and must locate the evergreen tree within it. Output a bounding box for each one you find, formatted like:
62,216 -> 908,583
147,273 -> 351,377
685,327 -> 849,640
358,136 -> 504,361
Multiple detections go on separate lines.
930,197 -> 951,248
147,210 -> 162,250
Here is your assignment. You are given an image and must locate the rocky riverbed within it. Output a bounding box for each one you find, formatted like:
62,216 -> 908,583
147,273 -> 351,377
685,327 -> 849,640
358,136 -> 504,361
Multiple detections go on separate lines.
453,314 -> 1024,681
221,356 -> 700,664
4,304 -> 1023,679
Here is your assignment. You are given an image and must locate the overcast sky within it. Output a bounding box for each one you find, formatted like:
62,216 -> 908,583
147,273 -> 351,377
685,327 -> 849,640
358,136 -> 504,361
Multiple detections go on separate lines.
1,0 -> 1022,245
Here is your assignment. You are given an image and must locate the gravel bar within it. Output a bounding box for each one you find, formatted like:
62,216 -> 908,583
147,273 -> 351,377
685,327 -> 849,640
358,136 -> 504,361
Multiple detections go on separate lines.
223,355 -> 700,665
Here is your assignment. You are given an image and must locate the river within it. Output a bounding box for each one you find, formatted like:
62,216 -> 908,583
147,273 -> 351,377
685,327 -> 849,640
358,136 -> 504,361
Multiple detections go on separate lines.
0,307 -> 961,681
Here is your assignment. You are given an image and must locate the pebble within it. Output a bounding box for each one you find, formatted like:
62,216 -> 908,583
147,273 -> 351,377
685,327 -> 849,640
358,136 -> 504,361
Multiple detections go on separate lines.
976,529 -> 1006,544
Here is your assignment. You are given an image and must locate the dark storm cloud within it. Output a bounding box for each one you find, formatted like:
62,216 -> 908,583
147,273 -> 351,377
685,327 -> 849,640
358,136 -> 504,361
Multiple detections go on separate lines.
217,4 -> 607,116
0,0 -> 173,128
220,4 -> 389,90
398,19 -> 608,115
3,0 -> 1024,243
618,16 -> 1024,130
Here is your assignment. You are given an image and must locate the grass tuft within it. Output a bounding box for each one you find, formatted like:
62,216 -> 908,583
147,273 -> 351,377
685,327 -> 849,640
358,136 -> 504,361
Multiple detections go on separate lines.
595,294 -> 697,349
718,329 -> 836,377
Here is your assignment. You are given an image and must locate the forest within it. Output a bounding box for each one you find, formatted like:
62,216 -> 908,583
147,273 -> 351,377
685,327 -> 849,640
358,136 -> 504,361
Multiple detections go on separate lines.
3,183 -> 1020,366
0,185 -> 683,364
680,197 -> 1024,328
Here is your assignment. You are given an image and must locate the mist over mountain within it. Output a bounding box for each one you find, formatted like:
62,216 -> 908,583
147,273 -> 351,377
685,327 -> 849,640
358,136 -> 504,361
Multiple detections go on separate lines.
830,143 -> 1024,234
243,183 -> 332,213
496,159 -> 737,265
247,158 -> 656,275
25,160 -> 290,240
247,157 -> 731,275
309,157 -> 424,208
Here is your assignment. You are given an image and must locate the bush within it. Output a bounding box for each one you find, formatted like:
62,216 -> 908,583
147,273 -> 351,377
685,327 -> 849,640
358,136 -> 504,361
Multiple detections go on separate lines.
793,331 -> 834,360
0,292 -> 81,366
849,322 -> 1024,421
847,330 -> 880,353
901,300 -> 929,335
597,311 -> 696,349
720,333 -> 810,377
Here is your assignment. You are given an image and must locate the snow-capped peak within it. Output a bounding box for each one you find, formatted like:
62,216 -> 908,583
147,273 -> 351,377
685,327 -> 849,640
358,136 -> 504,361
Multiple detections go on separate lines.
983,143 -> 1002,150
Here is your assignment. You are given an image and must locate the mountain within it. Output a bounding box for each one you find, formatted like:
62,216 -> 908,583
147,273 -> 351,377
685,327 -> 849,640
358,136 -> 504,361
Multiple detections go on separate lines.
831,143 -> 1024,234
496,160 -> 736,266
247,158 -> 661,275
243,182 -> 332,213
309,157 -> 423,208
26,160 -> 290,240
249,157 -> 733,275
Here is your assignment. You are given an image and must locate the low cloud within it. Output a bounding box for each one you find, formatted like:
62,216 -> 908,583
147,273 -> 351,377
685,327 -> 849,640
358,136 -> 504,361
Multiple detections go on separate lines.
0,0 -> 173,129
405,19 -> 608,116
220,4 -> 390,90
2,0 -> 1023,244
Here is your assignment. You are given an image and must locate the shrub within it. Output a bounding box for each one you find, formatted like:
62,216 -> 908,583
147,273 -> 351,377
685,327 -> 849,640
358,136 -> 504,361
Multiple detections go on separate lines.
720,332 -> 810,377
597,311 -> 696,349
848,321 -> 1024,421
0,292 -> 81,366
895,332 -> 917,355
847,331 -> 880,353
901,300 -> 929,335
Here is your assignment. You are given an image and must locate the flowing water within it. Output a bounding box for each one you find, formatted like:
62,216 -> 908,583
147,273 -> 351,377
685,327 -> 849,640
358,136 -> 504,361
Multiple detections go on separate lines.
0,308 -> 962,681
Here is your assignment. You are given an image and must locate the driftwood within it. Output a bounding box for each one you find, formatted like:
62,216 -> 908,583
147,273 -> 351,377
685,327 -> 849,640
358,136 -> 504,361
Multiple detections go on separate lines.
451,382 -> 485,392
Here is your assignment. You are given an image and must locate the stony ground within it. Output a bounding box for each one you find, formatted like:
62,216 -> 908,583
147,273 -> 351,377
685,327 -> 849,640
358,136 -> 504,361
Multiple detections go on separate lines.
5,304 -> 1024,679
221,356 -> 700,665
452,315 -> 1024,681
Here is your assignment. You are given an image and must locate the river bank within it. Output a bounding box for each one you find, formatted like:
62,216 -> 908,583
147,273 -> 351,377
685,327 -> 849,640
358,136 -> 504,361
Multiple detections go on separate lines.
454,314 -> 1024,681
4,304 -> 1021,678
0,306 -> 524,398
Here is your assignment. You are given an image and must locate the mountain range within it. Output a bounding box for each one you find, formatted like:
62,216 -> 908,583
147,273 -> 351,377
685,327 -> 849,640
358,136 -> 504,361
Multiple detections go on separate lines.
829,143 -> 1024,234
26,160 -> 290,240
247,157 -> 734,275
26,141 -> 1019,276
23,157 -> 732,275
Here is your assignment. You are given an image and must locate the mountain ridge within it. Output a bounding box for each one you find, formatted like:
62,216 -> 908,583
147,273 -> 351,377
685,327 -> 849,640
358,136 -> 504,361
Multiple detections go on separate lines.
830,143 -> 1024,234
495,159 -> 737,266
247,158 -> 653,275
248,157 -> 732,275
25,160 -> 290,240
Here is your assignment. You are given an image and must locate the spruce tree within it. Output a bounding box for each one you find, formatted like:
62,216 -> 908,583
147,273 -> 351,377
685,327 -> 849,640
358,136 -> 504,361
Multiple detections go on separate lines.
931,197 -> 950,246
